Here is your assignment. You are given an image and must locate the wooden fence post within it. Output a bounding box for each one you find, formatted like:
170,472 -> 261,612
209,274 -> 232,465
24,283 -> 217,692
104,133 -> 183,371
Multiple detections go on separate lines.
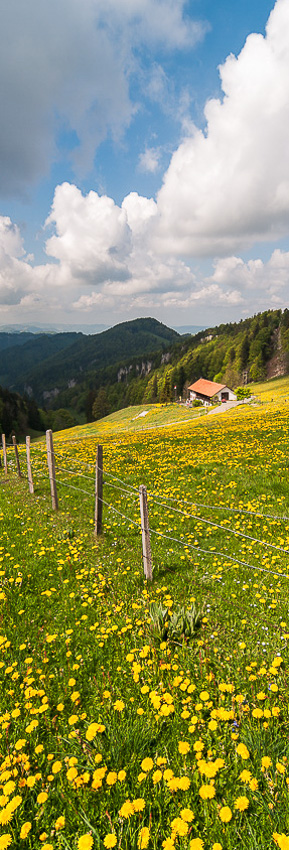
1,435 -> 7,475
94,445 -> 103,536
26,436 -> 34,494
12,436 -> 21,478
46,429 -> 58,510
139,484 -> 153,581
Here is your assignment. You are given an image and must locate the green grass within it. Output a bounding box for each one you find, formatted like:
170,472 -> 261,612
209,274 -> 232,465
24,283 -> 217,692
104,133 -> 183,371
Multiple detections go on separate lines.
1,388 -> 289,849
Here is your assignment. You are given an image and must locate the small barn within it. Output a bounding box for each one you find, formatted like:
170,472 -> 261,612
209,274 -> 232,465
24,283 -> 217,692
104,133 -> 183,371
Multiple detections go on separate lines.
188,378 -> 237,405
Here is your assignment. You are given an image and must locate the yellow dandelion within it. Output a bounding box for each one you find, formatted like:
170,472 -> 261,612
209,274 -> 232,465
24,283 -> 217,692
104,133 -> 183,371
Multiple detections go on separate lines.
138,827 -> 150,849
180,808 -> 194,822
199,784 -> 215,800
20,822 -> 32,840
37,791 -> 48,804
0,838 -> 12,850
141,758 -> 154,772
103,836 -> 117,849
178,741 -> 190,755
219,806 -> 232,823
113,700 -> 125,712
236,743 -> 250,760
234,796 -> 249,812
78,835 -> 94,850
55,815 -> 65,830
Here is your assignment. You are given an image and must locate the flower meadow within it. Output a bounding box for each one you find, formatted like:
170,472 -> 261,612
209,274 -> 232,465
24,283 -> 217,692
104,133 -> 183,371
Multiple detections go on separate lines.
1,388 -> 289,849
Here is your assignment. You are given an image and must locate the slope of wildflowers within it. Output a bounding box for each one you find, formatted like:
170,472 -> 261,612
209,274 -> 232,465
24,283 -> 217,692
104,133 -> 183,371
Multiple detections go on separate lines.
1,384 -> 289,850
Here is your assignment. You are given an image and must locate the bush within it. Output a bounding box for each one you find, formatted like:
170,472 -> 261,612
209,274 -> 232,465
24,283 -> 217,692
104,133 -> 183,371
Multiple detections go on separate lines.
235,386 -> 251,400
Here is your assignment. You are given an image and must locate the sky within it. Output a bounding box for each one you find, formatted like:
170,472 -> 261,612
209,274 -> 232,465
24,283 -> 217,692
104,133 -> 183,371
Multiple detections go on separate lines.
1,0 -> 289,331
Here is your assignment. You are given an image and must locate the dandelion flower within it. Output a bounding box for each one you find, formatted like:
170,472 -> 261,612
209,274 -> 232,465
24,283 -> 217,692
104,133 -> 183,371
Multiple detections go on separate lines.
78,835 -> 94,850
103,836 -> 117,849
239,770 -> 251,783
37,791 -> 48,804
141,758 -> 154,773
67,767 -> 78,781
119,800 -> 134,819
106,772 -> 118,786
219,806 -> 232,823
236,743 -> 249,760
180,808 -> 194,822
132,798 -> 145,813
52,760 -> 62,774
178,776 -> 191,790
138,828 -> 150,849
170,818 -> 188,836
20,822 -> 32,839
199,784 -> 215,800
273,834 -> 289,850
178,741 -> 190,755
276,762 -> 286,775
0,839 -> 12,850
162,840 -> 175,850
113,700 -> 125,712
234,796 -> 249,812
189,840 -> 204,850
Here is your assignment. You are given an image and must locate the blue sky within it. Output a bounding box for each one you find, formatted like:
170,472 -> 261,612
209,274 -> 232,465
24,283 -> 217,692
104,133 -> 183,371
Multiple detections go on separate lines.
0,0 -> 288,330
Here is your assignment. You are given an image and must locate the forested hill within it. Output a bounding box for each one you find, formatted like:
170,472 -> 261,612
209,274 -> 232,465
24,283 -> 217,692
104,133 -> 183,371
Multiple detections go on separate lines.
0,318 -> 179,401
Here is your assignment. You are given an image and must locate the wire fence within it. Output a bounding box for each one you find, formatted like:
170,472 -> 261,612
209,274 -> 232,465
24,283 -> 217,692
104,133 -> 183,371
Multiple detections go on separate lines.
1,431 -> 289,584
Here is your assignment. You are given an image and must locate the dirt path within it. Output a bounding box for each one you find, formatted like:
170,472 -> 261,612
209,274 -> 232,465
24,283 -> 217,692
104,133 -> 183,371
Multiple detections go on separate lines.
208,400 -> 240,415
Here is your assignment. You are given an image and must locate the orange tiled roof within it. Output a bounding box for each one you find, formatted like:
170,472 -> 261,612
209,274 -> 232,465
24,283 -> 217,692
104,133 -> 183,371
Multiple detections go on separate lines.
188,378 -> 226,397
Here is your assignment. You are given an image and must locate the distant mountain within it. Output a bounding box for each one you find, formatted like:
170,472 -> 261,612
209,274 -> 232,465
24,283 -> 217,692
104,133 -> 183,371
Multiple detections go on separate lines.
173,325 -> 208,335
0,322 -> 109,334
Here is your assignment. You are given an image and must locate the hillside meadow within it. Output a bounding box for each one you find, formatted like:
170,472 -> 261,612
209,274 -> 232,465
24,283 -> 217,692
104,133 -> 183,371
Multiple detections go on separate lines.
1,384 -> 289,849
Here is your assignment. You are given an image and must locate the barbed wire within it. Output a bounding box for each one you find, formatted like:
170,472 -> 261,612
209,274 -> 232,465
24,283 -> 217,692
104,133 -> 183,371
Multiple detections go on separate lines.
148,495 -> 289,555
152,491 -> 289,524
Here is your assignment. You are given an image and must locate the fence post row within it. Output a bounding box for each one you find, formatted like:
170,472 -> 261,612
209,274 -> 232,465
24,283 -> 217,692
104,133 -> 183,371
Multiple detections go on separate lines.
94,445 -> 103,536
1,429 -> 154,581
46,429 -> 59,510
12,436 -> 22,478
26,436 -> 34,495
139,484 -> 153,581
1,434 -> 7,475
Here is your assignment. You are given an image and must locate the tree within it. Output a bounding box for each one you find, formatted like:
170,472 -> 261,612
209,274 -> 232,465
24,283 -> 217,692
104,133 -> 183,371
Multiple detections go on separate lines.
92,388 -> 110,421
160,372 -> 172,403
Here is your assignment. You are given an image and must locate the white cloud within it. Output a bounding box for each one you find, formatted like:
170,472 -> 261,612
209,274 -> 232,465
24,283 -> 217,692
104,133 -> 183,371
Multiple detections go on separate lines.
156,0 -> 289,256
0,0 -> 205,195
45,183 -> 132,284
139,147 -> 161,173
210,249 -> 289,300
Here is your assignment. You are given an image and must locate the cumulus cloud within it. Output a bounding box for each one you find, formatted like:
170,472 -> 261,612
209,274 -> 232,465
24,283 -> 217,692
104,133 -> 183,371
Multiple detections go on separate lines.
45,183 -> 132,285
156,0 -> 289,256
0,0 -> 205,195
210,250 -> 289,301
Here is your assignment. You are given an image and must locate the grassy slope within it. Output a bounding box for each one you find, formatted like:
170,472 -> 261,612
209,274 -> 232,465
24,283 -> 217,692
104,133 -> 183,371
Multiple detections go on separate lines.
62,403 -> 207,438
1,377 -> 289,848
